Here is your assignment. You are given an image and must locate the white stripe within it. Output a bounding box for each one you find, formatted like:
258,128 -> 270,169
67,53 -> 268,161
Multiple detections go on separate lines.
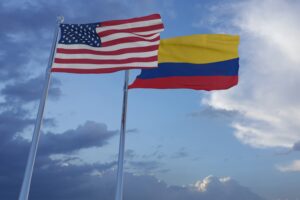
98,28 -> 164,36
101,32 -> 159,43
52,61 -> 158,69
56,40 -> 160,51
126,29 -> 164,36
55,50 -> 158,60
97,19 -> 162,32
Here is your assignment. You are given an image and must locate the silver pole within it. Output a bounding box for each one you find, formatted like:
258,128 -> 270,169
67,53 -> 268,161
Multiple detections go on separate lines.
18,16 -> 64,200
115,70 -> 130,200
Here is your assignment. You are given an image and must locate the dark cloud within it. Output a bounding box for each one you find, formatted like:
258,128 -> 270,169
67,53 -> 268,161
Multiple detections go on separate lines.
125,149 -> 137,159
0,137 -> 116,200
0,0 -> 53,81
0,118 -> 117,199
193,175 -> 265,200
43,117 -> 57,128
123,149 -> 169,174
0,0 -> 130,34
123,173 -> 265,200
126,128 -> 139,134
292,141 -> 300,151
0,152 -> 265,200
142,145 -> 166,160
129,160 -> 161,172
39,121 -> 117,155
188,106 -> 240,119
0,103 -> 264,200
1,75 -> 61,103
0,108 -> 34,145
0,75 -> 61,146
172,147 -> 189,159
0,33 -> 34,80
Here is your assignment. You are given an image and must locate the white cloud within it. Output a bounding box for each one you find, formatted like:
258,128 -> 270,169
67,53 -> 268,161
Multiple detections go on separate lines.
192,175 -> 264,199
202,0 -> 300,149
123,174 -> 265,200
276,160 -> 300,172
195,175 -> 231,192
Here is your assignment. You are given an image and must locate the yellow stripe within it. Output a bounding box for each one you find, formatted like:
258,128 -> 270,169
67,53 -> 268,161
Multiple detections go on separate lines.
158,34 -> 240,64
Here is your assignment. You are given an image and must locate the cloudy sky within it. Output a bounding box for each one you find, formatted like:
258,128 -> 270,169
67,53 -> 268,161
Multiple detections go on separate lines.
1,0 -> 300,199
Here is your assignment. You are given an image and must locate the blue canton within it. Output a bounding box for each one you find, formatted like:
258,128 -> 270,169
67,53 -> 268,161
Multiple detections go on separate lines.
59,23 -> 101,47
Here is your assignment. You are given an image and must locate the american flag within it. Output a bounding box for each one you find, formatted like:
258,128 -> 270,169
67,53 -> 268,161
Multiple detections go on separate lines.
51,14 -> 164,73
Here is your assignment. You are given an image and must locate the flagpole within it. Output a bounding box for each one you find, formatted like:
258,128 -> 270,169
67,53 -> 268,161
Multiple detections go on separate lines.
115,70 -> 130,200
18,16 -> 64,200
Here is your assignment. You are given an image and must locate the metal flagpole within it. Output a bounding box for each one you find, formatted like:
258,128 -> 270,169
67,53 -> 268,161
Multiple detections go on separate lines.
18,16 -> 64,200
115,70 -> 130,200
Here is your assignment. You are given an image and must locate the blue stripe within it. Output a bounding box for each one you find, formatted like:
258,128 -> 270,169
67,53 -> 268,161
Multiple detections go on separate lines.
137,58 -> 239,79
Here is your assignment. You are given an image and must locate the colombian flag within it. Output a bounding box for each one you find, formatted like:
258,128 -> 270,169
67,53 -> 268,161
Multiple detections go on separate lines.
128,34 -> 240,90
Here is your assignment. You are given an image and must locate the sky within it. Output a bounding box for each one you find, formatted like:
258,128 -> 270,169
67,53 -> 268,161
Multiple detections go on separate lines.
1,0 -> 300,200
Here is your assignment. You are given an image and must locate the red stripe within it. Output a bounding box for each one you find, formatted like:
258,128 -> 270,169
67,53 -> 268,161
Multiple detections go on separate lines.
54,56 -> 157,64
101,36 -> 160,47
128,76 -> 238,91
101,14 -> 161,27
51,66 -> 155,74
56,45 -> 159,55
99,24 -> 164,37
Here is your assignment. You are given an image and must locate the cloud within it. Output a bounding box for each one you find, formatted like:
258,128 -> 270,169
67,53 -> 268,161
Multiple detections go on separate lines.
124,174 -> 265,200
171,147 -> 189,159
0,118 -> 118,199
0,125 -> 265,200
1,75 -> 61,103
200,0 -> 300,149
125,149 -> 137,159
124,150 -> 166,174
126,128 -> 139,134
276,160 -> 300,172
194,175 -> 265,200
128,160 -> 162,173
122,148 -> 169,174
188,106 -> 239,119
140,145 -> 166,160
292,141 -> 300,151
0,108 -> 34,145
20,169 -> 268,200
39,121 -> 118,155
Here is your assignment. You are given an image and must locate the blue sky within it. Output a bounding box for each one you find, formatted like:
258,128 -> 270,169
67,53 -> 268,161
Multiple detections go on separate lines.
1,0 -> 300,200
